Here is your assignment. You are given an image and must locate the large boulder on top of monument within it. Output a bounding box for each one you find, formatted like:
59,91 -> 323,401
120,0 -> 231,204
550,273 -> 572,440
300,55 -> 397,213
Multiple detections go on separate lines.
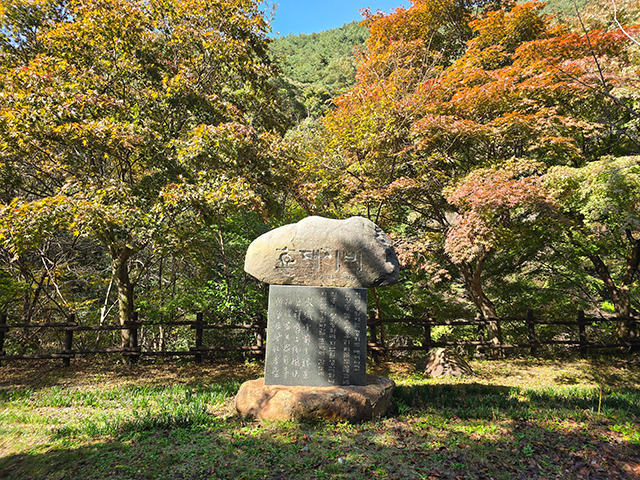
244,216 -> 399,287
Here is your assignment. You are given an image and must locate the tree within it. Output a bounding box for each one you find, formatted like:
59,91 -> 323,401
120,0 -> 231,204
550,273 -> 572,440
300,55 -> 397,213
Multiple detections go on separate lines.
443,159 -> 555,345
545,156 -> 640,338
0,0 -> 286,343
321,0 -> 639,344
361,0 -> 506,78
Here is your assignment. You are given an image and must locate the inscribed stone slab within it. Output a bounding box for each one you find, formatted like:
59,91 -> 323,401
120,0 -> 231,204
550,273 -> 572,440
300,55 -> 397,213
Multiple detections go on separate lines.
244,216 -> 399,288
264,285 -> 367,387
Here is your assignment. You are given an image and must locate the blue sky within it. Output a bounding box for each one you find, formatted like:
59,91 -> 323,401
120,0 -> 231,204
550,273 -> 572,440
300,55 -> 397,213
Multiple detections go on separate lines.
265,0 -> 411,37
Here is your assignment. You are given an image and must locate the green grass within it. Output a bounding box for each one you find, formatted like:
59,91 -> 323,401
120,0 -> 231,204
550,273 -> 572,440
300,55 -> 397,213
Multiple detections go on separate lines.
0,356 -> 639,479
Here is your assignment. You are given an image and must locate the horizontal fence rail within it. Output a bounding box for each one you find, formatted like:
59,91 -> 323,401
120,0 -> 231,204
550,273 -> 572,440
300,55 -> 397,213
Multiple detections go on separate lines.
0,309 -> 638,367
0,312 -> 267,366
367,310 -> 639,359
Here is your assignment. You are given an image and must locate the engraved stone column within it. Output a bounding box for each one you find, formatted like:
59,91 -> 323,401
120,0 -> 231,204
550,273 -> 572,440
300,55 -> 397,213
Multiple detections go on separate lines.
265,286 -> 367,386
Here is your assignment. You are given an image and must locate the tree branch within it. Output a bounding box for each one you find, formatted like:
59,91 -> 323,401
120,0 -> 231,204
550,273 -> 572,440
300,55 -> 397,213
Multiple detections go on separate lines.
612,0 -> 640,47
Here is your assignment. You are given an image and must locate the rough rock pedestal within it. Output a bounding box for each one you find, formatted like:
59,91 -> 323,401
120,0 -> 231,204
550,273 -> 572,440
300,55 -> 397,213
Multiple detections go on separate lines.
236,375 -> 395,423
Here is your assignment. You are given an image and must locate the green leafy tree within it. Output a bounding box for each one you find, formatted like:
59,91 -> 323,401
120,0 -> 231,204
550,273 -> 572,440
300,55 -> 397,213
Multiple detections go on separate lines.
545,156 -> 640,338
0,0 -> 286,343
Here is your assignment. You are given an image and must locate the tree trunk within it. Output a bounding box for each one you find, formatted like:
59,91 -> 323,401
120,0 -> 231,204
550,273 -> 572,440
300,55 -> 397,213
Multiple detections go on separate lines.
111,247 -> 135,348
573,230 -> 640,341
460,256 -> 503,351
17,254 -> 46,324
612,285 -> 632,338
371,287 -> 385,349
584,251 -> 634,340
17,254 -> 47,354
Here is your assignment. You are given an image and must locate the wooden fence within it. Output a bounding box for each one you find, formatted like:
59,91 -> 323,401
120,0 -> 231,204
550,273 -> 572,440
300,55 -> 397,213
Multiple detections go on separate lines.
0,309 -> 638,367
0,312 -> 266,366
367,309 -> 640,359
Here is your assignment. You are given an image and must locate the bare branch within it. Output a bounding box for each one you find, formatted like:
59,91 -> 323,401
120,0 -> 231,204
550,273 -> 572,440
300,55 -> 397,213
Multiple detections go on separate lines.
574,0 -> 610,96
612,0 -> 640,47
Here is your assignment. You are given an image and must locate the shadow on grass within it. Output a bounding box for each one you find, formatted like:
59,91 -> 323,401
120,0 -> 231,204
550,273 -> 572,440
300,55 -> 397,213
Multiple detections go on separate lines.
394,383 -> 523,419
586,358 -> 640,388
393,382 -> 640,420
1,411 -> 639,480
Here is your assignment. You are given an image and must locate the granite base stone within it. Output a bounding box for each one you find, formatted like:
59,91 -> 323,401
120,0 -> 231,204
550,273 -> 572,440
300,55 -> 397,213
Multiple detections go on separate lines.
235,375 -> 395,423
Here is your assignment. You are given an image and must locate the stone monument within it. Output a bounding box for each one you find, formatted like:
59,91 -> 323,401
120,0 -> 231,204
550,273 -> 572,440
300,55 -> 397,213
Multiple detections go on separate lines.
236,216 -> 399,422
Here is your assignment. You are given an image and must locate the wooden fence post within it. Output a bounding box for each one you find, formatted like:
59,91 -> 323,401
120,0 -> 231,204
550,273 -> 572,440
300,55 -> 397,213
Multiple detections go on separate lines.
630,316 -> 639,354
194,312 -> 203,363
527,309 -> 538,357
0,313 -> 6,367
256,313 -> 266,360
63,313 -> 75,367
423,317 -> 432,354
577,310 -> 587,359
128,312 -> 140,365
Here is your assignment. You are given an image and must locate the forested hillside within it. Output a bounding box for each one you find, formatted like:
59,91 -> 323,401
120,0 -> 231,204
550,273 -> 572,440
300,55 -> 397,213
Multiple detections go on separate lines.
271,21 -> 368,90
270,21 -> 369,119
1,0 -> 639,356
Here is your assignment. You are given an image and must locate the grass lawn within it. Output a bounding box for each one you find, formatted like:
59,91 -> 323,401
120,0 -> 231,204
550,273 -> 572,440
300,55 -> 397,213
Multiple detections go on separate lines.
0,354 -> 639,479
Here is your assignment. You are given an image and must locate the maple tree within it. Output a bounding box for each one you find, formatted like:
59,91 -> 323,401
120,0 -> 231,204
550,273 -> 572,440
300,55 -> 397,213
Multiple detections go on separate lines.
0,0 -> 286,342
321,0 -> 640,342
443,159 -> 555,344
440,3 -> 640,338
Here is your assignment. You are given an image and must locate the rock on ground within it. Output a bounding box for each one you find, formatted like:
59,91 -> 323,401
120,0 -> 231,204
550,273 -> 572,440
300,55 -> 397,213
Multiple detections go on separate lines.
421,348 -> 474,378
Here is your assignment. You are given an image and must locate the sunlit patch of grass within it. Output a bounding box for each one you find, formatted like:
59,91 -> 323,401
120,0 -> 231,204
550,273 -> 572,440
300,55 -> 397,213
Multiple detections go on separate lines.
7,381 -> 240,410
391,356 -> 640,427
611,422 -> 640,445
44,383 -> 239,440
54,403 -> 218,440
0,388 -> 33,403
0,377 -> 242,460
